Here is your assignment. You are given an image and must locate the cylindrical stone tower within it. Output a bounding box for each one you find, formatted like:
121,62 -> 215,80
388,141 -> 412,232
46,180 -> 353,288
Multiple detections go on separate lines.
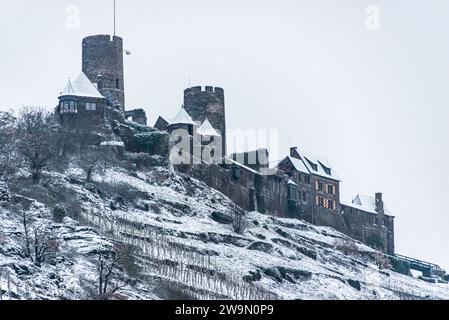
184,86 -> 227,157
82,35 -> 125,110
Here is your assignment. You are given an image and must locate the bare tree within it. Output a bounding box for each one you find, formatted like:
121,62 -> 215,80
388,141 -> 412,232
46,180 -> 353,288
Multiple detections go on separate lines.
16,107 -> 59,183
0,111 -> 19,185
79,146 -> 110,183
94,244 -> 134,300
21,210 -> 59,267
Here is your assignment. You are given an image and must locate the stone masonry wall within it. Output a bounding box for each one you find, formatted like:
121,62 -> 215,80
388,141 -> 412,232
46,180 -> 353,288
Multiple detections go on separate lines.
184,87 -> 227,157
82,35 -> 125,109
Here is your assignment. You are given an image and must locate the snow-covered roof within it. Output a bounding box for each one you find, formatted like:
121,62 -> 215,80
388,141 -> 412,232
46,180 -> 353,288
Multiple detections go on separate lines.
169,107 -> 195,126
287,179 -> 298,186
197,118 -> 221,137
59,72 -> 104,99
341,194 -> 392,216
286,156 -> 309,174
299,150 -> 340,181
276,151 -> 340,181
100,141 -> 124,147
225,157 -> 260,175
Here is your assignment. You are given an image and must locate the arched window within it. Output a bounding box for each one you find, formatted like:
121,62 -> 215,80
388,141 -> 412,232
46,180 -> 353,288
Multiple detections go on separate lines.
116,79 -> 120,89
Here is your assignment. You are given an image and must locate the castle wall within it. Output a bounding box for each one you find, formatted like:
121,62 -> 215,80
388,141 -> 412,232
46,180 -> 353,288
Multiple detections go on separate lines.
181,160 -> 394,254
82,35 -> 125,109
186,162 -> 292,219
309,175 -> 347,233
184,87 -> 226,157
342,205 -> 395,255
189,163 -> 255,211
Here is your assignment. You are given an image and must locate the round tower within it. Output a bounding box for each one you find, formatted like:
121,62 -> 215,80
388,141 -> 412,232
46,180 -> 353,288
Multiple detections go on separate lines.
184,86 -> 227,157
82,35 -> 125,110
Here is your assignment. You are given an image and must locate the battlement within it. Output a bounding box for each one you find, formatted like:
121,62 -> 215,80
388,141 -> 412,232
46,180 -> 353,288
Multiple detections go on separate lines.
82,34 -> 123,45
184,86 -> 224,96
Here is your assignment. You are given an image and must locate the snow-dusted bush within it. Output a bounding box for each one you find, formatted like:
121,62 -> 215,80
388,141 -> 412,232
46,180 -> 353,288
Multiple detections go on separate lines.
334,238 -> 359,256
374,251 -> 392,270
232,210 -> 249,234
52,204 -> 67,223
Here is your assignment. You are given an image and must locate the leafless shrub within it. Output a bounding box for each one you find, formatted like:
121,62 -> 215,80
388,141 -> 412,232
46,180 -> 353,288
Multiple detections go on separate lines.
232,209 -> 249,234
334,238 -> 359,256
373,251 -> 392,270
149,203 -> 161,214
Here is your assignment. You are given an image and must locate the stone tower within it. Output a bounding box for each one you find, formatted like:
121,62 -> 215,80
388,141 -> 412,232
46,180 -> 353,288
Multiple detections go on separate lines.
82,35 -> 125,110
184,86 -> 227,157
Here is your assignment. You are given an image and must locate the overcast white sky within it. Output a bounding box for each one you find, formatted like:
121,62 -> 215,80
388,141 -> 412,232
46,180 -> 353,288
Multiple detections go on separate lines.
1,0 -> 448,271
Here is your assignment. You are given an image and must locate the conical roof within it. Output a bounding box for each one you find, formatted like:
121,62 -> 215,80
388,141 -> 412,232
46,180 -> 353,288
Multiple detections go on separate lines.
197,118 -> 221,137
59,72 -> 104,99
169,106 -> 195,125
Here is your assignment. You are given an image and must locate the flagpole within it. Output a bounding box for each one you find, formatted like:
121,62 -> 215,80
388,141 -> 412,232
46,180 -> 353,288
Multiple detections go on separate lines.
113,0 -> 116,37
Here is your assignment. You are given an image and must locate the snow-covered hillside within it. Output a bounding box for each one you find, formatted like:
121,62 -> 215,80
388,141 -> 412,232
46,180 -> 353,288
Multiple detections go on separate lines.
1,165 -> 448,300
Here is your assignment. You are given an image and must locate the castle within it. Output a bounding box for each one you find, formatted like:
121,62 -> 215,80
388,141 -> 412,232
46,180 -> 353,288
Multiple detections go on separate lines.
57,33 -> 395,256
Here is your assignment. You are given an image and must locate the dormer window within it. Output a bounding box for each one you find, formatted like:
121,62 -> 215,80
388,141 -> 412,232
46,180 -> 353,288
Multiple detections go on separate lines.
319,161 -> 332,176
305,158 -> 318,172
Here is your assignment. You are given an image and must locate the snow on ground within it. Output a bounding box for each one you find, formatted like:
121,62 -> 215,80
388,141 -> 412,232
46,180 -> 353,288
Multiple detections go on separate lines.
1,165 -> 448,300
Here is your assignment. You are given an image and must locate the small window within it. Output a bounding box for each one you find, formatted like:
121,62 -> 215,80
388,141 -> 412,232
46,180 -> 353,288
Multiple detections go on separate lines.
288,185 -> 298,201
232,165 -> 241,179
116,79 -> 120,89
61,100 -> 77,113
86,102 -> 97,111
302,191 -> 307,202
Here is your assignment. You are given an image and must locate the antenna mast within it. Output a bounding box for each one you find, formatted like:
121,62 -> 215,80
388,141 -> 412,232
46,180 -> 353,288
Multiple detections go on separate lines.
113,0 -> 116,36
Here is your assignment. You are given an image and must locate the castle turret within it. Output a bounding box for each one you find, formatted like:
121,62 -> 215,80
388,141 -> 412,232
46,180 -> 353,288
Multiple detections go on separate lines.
184,86 -> 226,157
57,72 -> 106,125
82,35 -> 125,110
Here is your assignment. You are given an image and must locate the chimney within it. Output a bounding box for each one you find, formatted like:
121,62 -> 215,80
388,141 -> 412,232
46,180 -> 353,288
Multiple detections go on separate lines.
290,147 -> 300,159
375,192 -> 384,214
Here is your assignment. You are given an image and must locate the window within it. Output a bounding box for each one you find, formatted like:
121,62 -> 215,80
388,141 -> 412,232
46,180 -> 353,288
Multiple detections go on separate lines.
288,185 -> 298,201
116,79 -> 120,89
61,100 -> 77,113
306,159 -> 318,172
232,165 -> 241,179
316,181 -> 323,192
86,102 -> 97,111
302,191 -> 307,202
